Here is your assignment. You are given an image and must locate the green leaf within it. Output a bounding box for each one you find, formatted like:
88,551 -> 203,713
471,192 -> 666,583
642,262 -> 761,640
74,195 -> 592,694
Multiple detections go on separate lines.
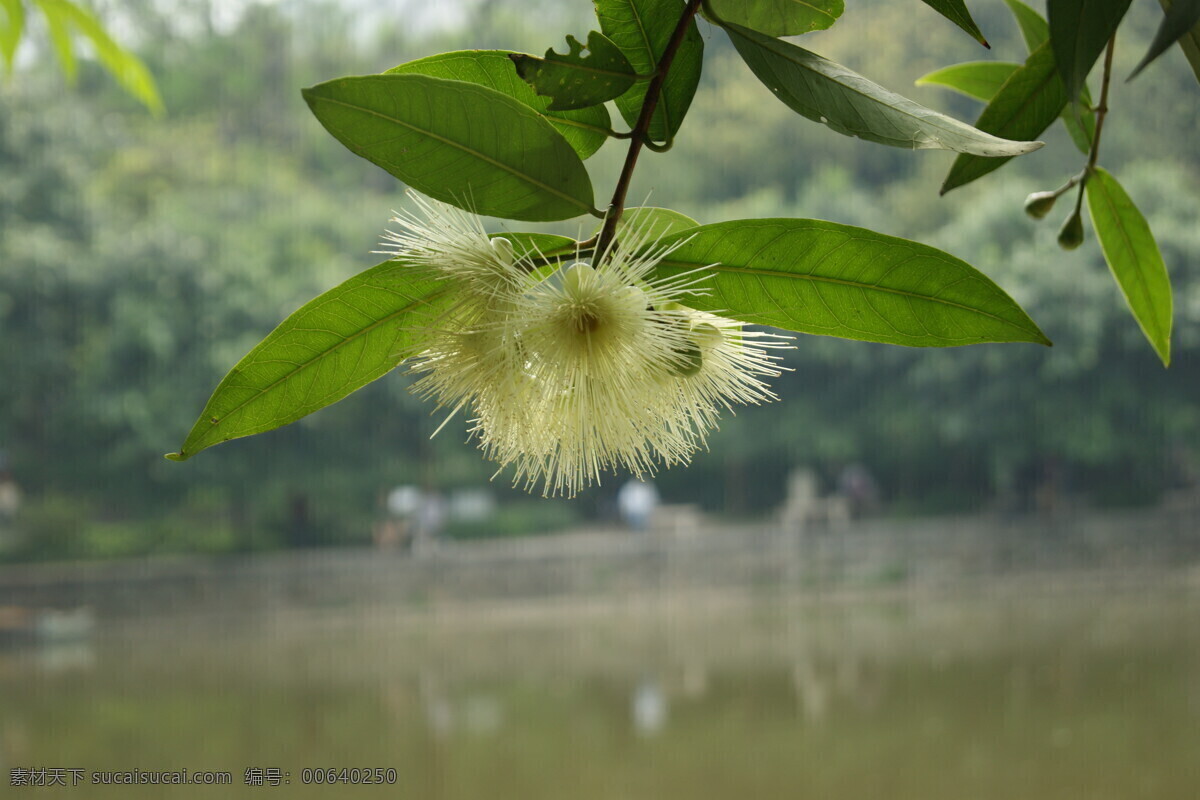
706,0 -> 843,36
649,219 -> 1050,347
167,261 -> 449,462
0,0 -> 25,71
726,25 -> 1043,156
303,74 -> 597,222
1085,168 -> 1173,366
1160,0 -> 1200,84
618,206 -> 699,239
39,0 -> 164,114
1000,0 -> 1095,153
595,0 -> 704,142
1060,97 -> 1095,153
1002,0 -> 1049,50
510,31 -> 637,111
1132,0 -> 1200,79
36,0 -> 76,82
917,60 -> 1092,153
1048,0 -> 1131,104
386,50 -> 611,160
916,61 -> 1020,101
170,233 -> 578,461
919,0 -> 990,47
941,41 -> 1066,194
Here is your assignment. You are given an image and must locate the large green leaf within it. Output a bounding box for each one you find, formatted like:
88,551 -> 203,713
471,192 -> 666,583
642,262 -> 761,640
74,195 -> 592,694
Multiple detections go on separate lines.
1000,0 -> 1094,152
1134,0 -> 1200,79
1160,0 -> 1200,84
916,61 -> 1020,101
595,0 -> 704,142
303,74 -> 597,222
510,31 -> 637,111
170,233 -> 576,460
1085,168 -> 1173,366
387,50 -> 611,160
727,25 -> 1042,156
0,0 -> 24,71
167,261 -> 447,462
941,41 -> 1067,194
706,0 -> 843,36
1048,0 -> 1131,103
649,219 -> 1050,347
919,0 -> 990,47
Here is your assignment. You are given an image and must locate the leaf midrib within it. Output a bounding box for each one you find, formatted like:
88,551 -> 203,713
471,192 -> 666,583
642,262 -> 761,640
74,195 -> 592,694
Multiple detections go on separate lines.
1091,179 -> 1168,343
656,257 -> 1032,333
537,56 -> 635,80
609,0 -> 677,135
311,83 -> 595,215
979,47 -> 1061,136
738,28 -> 1036,151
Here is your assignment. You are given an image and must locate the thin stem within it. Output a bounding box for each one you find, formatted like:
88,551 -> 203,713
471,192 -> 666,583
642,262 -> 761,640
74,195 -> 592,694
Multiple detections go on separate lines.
1051,170 -> 1086,199
593,0 -> 704,261
1085,35 -> 1117,178
643,135 -> 675,153
1063,34 -> 1115,222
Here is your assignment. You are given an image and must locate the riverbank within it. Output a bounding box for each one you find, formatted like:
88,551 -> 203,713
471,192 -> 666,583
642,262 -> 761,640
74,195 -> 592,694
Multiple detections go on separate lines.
1,505 -> 1197,625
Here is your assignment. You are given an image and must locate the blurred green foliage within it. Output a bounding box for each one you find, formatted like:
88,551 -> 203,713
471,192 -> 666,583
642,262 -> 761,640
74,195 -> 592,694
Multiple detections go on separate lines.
0,0 -> 1198,561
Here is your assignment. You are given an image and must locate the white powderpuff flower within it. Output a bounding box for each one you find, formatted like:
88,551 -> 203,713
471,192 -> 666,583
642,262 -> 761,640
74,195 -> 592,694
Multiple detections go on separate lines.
406,306 -> 532,437
655,311 -> 792,443
378,191 -> 793,497
378,190 -> 525,303
377,191 -> 534,429
487,259 -> 703,496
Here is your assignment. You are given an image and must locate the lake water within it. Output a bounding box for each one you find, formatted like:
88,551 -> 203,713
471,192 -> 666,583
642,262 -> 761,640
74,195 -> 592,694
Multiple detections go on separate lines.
2,583 -> 1198,798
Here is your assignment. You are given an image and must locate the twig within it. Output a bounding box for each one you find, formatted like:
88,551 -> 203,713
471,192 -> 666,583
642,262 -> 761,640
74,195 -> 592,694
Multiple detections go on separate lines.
1085,35 -> 1117,179
593,0 -> 704,261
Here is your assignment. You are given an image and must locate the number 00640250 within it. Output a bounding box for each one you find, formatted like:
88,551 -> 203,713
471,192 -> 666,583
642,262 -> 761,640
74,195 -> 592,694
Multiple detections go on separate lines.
301,768 -> 397,785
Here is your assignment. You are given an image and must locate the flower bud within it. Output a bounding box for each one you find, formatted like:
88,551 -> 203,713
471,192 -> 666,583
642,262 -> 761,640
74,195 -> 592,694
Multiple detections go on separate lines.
615,285 -> 649,314
1024,191 -> 1057,220
489,236 -> 515,266
691,322 -> 723,353
560,262 -> 595,295
1057,210 -> 1084,250
669,342 -> 704,377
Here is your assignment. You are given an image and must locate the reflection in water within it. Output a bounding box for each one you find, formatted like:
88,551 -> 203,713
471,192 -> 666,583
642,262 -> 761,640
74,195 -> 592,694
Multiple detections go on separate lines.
632,678 -> 666,737
1,589 -> 1199,799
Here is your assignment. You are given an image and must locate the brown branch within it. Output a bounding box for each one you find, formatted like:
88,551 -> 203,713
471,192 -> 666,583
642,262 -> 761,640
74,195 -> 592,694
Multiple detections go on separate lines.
593,0 -> 704,261
1069,34 -> 1116,222
1085,34 -> 1117,177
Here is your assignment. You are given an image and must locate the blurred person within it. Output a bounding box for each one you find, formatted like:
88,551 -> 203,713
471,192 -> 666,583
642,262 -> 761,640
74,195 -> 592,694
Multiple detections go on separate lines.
836,463 -> 879,519
375,485 -> 421,551
617,479 -> 659,531
414,487 -> 446,550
